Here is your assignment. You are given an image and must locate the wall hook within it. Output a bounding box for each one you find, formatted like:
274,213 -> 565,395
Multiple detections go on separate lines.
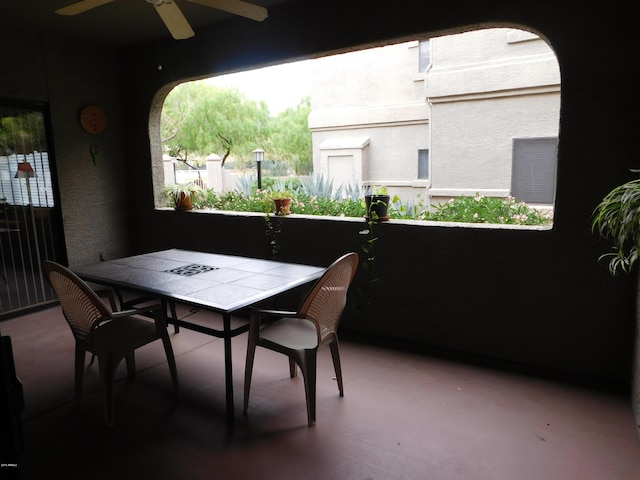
89,144 -> 100,166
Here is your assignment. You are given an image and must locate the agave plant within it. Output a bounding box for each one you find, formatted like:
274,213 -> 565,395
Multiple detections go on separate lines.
343,181 -> 361,201
234,173 -> 257,195
592,174 -> 640,275
301,172 -> 342,199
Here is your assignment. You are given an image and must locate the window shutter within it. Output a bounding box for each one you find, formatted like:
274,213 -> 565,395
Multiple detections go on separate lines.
511,137 -> 558,204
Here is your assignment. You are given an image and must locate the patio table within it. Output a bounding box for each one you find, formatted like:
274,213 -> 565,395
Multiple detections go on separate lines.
72,248 -> 325,425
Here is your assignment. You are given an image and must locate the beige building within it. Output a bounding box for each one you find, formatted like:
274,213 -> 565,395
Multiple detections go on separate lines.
308,28 -> 561,206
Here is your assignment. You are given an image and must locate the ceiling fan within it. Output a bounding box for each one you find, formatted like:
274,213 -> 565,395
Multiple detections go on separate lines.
55,0 -> 268,40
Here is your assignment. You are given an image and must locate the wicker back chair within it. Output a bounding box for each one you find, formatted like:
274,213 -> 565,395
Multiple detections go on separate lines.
42,260 -> 179,426
243,252 -> 359,426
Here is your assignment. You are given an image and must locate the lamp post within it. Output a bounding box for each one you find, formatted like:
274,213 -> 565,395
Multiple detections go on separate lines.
253,148 -> 264,190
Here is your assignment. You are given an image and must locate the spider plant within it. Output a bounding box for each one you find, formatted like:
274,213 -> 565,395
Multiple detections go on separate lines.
160,183 -> 202,210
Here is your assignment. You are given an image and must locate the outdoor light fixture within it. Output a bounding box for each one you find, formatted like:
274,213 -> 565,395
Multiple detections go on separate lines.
14,161 -> 37,205
253,148 -> 264,189
14,161 -> 36,178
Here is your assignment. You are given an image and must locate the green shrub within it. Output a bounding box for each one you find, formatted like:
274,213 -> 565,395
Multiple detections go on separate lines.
424,194 -> 549,225
198,188 -> 272,213
195,188 -> 550,226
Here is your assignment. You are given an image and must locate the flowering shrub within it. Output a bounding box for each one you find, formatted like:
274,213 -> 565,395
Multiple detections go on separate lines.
195,188 -> 272,213
192,188 -> 550,226
292,193 -> 365,217
425,194 -> 549,225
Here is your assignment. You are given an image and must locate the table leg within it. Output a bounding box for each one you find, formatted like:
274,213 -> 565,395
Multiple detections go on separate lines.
170,301 -> 179,333
223,312 -> 234,426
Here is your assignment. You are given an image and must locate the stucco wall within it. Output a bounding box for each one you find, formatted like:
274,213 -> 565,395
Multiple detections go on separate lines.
308,28 -> 560,203
309,41 -> 430,194
428,28 -> 560,199
430,92 -> 560,194
0,30 -> 130,266
312,120 -> 429,185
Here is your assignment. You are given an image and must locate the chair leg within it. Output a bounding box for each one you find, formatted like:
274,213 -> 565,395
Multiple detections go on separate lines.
74,343 -> 87,403
298,349 -> 317,426
289,357 -> 297,378
125,352 -> 136,380
97,352 -> 118,427
329,340 -> 344,396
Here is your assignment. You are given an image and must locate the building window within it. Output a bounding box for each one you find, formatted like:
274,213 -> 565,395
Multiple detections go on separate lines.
418,149 -> 429,179
511,137 -> 558,204
419,40 -> 431,73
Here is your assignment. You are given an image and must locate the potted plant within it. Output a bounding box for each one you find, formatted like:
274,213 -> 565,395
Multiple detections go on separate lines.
270,190 -> 293,215
352,206 -> 385,312
592,174 -> 640,275
364,185 -> 390,221
160,183 -> 202,211
592,171 -> 640,440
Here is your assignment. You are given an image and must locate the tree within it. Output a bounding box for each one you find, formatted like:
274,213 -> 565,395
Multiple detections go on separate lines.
0,112 -> 46,155
268,97 -> 312,175
162,82 -> 271,168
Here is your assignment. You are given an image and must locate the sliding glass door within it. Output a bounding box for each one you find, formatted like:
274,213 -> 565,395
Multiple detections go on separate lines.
0,99 -> 65,316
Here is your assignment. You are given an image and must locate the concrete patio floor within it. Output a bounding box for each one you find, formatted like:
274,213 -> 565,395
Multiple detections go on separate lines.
1,302 -> 639,480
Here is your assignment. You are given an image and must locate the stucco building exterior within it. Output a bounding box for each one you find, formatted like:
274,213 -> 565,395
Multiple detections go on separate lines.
308,27 -> 560,206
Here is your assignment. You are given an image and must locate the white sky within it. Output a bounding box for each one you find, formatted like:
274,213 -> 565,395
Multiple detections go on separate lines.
207,60 -> 314,115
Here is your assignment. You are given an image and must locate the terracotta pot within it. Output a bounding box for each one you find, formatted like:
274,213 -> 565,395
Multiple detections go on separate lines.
273,197 -> 291,215
176,192 -> 193,211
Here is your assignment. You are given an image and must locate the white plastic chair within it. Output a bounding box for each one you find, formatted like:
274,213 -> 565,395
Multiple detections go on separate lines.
243,252 -> 359,426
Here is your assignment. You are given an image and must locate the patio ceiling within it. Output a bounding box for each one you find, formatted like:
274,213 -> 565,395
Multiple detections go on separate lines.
0,0 -> 293,48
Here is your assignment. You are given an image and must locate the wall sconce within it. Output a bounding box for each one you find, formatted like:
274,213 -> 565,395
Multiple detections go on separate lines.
253,148 -> 264,190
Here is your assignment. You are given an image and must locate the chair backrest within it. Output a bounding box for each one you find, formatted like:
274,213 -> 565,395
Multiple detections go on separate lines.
42,260 -> 112,341
298,252 -> 359,342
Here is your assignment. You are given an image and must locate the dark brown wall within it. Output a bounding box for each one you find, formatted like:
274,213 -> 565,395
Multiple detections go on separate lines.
0,0 -> 635,437
120,0 -> 636,386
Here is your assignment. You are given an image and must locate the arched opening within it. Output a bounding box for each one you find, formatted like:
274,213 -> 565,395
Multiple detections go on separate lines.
152,26 -> 560,227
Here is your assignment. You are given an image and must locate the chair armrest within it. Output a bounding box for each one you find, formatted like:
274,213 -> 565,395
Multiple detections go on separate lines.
111,303 -> 163,319
121,294 -> 162,310
249,308 -> 303,331
250,308 -> 298,318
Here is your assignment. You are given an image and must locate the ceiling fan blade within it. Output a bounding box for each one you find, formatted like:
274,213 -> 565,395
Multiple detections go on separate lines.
55,0 -> 117,15
155,1 -> 195,40
188,0 -> 268,22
